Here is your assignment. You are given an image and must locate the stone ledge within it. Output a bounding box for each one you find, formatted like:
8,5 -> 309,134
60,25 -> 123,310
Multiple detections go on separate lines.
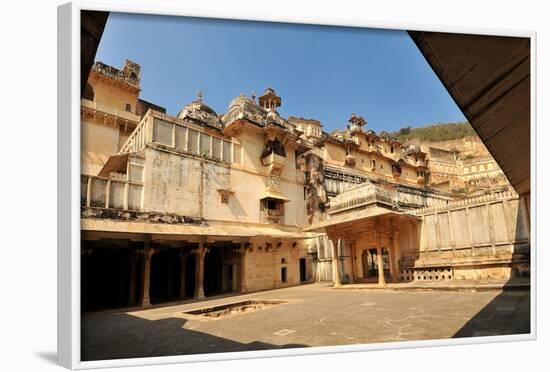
81,207 -> 205,225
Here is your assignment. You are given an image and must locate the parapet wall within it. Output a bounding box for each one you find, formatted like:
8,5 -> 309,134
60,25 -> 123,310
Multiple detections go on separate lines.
402,190 -> 530,280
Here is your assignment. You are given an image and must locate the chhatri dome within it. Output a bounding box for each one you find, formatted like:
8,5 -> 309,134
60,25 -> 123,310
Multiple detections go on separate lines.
177,92 -> 222,129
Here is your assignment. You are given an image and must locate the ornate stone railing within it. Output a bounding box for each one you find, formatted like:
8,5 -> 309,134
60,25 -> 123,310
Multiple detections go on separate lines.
92,62 -> 140,89
461,155 -> 495,165
119,111 -> 241,164
327,182 -> 396,214
81,174 -> 143,212
409,190 -> 518,215
119,115 -> 151,154
327,181 -> 452,214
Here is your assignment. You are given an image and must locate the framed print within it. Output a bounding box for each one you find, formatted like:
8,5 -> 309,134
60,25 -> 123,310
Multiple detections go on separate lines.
58,2 -> 535,369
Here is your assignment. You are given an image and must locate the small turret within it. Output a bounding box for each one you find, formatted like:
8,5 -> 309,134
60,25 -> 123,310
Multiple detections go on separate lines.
259,88 -> 281,110
122,59 -> 141,83
347,113 -> 366,135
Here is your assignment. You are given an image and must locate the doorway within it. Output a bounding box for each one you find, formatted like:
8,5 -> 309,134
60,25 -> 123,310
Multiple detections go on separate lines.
361,248 -> 391,279
299,258 -> 307,282
281,267 -> 288,283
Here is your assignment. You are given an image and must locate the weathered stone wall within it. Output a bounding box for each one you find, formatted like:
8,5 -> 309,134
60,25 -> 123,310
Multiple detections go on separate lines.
142,147 -> 228,217
81,118 -> 127,176
141,139 -> 307,227
309,235 -> 335,282
243,238 -> 309,292
404,191 -> 530,280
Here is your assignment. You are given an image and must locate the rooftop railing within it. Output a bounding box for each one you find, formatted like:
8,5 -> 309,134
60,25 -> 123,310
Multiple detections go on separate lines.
81,174 -> 143,212
92,62 -> 140,89
81,98 -> 140,123
118,114 -> 151,154
118,111 -> 242,164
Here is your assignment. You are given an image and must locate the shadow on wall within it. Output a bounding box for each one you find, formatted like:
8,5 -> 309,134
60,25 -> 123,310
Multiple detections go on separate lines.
81,313 -> 306,361
453,198 -> 531,338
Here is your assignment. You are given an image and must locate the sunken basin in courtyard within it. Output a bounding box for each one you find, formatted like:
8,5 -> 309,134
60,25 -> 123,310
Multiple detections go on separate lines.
184,300 -> 286,318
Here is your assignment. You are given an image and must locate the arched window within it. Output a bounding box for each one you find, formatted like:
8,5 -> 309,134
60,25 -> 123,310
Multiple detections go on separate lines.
125,103 -> 132,112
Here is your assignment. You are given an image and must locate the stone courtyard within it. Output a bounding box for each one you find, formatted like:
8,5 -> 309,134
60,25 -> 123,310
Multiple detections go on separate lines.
81,283 -> 530,361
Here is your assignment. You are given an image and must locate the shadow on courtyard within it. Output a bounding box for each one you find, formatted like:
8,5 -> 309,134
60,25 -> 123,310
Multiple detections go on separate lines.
453,205 -> 531,338
452,288 -> 530,338
81,312 -> 306,361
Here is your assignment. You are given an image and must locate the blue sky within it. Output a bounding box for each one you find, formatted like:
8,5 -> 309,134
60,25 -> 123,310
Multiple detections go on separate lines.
95,12 -> 466,134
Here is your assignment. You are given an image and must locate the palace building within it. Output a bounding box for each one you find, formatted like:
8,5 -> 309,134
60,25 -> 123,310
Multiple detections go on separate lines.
80,60 -> 530,310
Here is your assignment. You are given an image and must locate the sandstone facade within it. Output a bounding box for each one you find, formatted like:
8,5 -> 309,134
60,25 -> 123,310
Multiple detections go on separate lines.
81,60 -> 530,310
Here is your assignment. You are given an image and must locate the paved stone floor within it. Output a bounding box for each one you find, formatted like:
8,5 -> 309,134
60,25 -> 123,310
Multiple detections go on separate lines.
81,283 -> 530,361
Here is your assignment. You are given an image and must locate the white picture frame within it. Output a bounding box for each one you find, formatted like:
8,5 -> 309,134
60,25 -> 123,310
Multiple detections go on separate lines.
57,1 -> 537,369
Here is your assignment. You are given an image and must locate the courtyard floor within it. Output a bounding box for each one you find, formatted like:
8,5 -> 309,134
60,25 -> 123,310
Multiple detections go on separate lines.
81,283 -> 530,361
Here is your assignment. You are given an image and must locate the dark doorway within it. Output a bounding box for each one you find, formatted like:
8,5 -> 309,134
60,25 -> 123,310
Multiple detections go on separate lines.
203,243 -> 239,297
299,258 -> 307,282
81,240 -> 137,311
150,249 -> 180,304
204,248 -> 223,296
281,267 -> 288,283
184,254 -> 196,298
361,248 -> 391,279
362,249 -> 377,278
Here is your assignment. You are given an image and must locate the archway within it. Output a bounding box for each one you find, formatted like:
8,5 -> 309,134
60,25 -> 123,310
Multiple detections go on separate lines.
361,248 -> 391,281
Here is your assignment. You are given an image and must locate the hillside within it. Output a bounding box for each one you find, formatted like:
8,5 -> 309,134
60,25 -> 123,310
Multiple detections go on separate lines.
381,122 -> 476,143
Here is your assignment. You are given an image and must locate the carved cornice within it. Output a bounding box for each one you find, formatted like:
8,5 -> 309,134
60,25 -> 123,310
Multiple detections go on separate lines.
81,103 -> 139,131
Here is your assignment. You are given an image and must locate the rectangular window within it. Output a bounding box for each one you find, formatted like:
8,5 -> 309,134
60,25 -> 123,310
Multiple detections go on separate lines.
174,125 -> 187,150
109,181 -> 125,210
199,133 -> 211,157
281,267 -> 288,283
152,119 -> 173,146
128,163 -> 143,183
233,144 -> 242,164
127,184 -> 142,211
212,137 -> 221,160
267,199 -> 278,210
188,129 -> 199,154
222,140 -> 232,162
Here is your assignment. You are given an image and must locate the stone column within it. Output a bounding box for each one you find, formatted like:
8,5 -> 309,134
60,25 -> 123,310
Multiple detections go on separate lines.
376,247 -> 386,286
128,252 -> 137,305
330,237 -> 342,287
375,231 -> 386,286
348,240 -> 356,283
140,242 -> 155,307
391,233 -> 401,283
194,242 -> 205,299
232,263 -> 238,291
240,242 -> 248,293
179,252 -> 187,299
388,243 -> 398,283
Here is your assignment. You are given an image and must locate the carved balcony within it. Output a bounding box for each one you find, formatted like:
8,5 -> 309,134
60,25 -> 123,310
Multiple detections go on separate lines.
345,154 -> 356,167
261,152 -> 287,176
